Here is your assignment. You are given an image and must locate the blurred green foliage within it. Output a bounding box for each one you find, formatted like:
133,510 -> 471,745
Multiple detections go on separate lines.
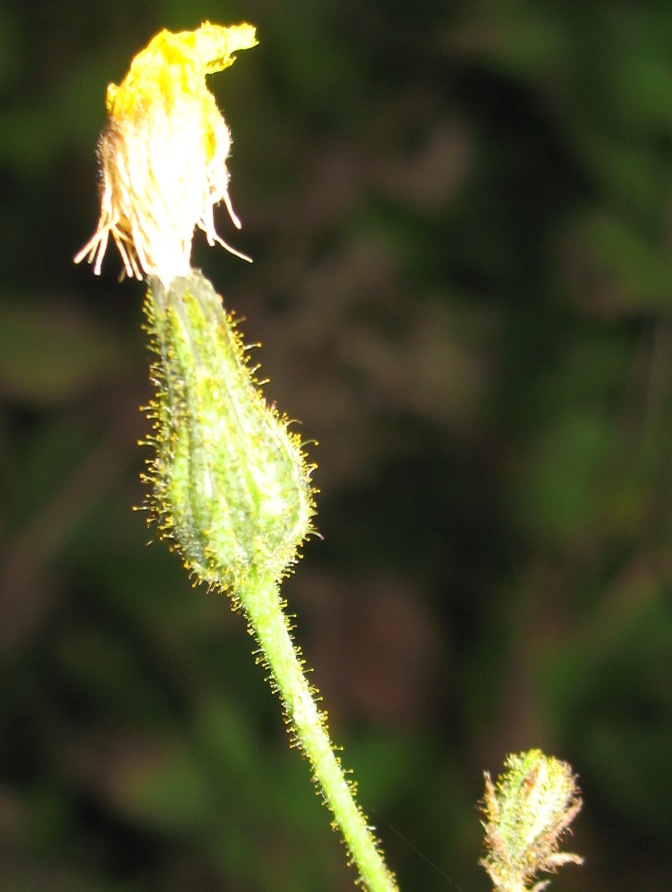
1,0 -> 671,889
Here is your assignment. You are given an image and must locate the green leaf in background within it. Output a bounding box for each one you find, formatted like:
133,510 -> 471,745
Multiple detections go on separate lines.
0,300 -> 124,405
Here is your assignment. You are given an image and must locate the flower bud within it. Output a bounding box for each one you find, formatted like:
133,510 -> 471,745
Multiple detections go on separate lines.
143,271 -> 315,591
480,749 -> 583,892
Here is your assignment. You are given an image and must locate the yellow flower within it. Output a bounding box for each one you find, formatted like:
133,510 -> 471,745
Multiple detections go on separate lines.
75,22 -> 257,285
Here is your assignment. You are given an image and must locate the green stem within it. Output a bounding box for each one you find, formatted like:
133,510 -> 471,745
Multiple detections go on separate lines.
241,570 -> 398,892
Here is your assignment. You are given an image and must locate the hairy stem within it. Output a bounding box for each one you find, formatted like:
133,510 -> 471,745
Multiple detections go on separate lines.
241,570 -> 398,892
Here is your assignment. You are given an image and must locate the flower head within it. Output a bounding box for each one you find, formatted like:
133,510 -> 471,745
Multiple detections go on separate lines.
75,22 -> 257,285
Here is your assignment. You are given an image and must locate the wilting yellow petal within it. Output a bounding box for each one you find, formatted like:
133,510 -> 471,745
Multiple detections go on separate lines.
75,22 -> 257,285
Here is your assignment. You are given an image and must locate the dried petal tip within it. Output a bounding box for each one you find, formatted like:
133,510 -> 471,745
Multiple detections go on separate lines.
480,749 -> 583,892
74,22 -> 257,285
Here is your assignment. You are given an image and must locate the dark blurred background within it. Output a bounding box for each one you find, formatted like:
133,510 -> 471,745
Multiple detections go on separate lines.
1,0 -> 671,889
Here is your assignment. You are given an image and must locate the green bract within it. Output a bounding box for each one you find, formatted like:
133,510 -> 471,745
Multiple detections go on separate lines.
144,271 -> 314,592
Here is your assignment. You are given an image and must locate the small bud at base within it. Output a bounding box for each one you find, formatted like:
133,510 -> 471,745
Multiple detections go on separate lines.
480,749 -> 583,892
